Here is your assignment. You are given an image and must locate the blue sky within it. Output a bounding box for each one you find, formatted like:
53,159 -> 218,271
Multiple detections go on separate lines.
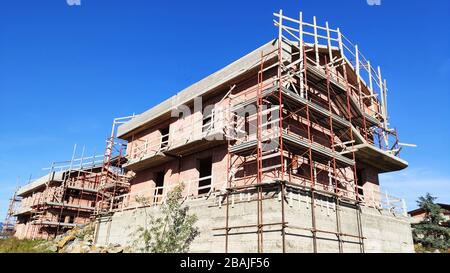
0,0 -> 449,218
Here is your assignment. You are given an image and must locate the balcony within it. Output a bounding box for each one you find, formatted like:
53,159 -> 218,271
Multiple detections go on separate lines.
229,124 -> 355,167
31,219 -> 79,228
348,143 -> 408,173
97,175 -> 222,213
167,114 -> 227,156
125,112 -> 227,171
13,207 -> 33,216
97,171 -> 131,192
66,175 -> 99,193
43,202 -> 95,212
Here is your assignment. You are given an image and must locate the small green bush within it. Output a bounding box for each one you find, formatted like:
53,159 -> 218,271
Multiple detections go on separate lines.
133,184 -> 199,253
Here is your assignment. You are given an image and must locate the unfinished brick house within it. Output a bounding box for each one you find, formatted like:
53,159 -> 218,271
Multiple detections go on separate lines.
93,11 -> 414,253
13,147 -> 130,240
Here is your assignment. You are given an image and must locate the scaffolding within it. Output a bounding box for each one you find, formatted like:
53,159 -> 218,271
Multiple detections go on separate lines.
91,10 -> 408,252
212,10 -> 407,253
1,188 -> 20,237
94,116 -> 135,216
8,116 -> 134,240
18,146 -> 105,239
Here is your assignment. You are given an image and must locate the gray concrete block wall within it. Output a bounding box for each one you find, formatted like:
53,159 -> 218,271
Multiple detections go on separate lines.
94,190 -> 414,253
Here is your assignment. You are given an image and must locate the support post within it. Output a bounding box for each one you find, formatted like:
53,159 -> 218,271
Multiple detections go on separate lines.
325,21 -> 333,65
299,12 -> 305,97
355,45 -> 360,77
377,66 -> 386,123
368,61 -> 373,94
383,79 -> 389,127
402,199 -> 407,217
313,16 -> 320,66
337,28 -> 344,59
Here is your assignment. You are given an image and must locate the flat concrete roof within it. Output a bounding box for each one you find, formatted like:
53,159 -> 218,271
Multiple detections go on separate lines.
17,172 -> 64,197
117,40 -> 279,139
352,144 -> 408,173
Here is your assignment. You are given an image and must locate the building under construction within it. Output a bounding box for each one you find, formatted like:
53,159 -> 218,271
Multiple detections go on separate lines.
6,10 -> 414,252
92,11 -> 414,253
1,189 -> 20,237
11,142 -> 132,240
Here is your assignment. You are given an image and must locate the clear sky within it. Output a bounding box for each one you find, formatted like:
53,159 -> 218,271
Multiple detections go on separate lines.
1,0 -> 449,219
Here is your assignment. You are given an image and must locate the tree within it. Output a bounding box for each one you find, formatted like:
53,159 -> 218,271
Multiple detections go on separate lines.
412,193 -> 450,250
134,184 -> 199,253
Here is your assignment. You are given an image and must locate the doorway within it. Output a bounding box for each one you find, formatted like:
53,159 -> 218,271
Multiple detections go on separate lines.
160,127 -> 169,149
197,157 -> 212,195
155,171 -> 165,196
356,168 -> 364,196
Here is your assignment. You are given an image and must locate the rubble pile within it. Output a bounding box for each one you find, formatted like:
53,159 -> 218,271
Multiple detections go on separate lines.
36,223 -> 133,253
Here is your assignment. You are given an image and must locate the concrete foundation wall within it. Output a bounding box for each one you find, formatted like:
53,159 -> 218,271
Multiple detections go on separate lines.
94,190 -> 414,253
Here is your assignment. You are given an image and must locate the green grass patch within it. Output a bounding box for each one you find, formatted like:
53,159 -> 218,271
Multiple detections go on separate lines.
0,237 -> 51,253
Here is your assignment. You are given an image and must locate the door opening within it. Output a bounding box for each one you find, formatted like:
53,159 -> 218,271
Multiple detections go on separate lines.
198,157 -> 212,195
160,127 -> 169,149
356,168 -> 364,196
155,171 -> 165,196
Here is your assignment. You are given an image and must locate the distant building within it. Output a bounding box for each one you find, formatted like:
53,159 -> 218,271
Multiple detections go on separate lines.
14,164 -> 102,239
13,151 -> 129,240
409,204 -> 450,227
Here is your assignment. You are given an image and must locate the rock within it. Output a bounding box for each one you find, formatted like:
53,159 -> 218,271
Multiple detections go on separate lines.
47,244 -> 58,253
85,235 -> 94,242
68,244 -> 82,253
88,246 -> 100,253
80,245 -> 91,253
54,234 -> 64,243
38,222 -> 129,253
70,227 -> 80,235
434,249 -> 441,253
107,246 -> 124,253
57,234 -> 76,249
59,245 -> 69,253
123,246 -> 135,253
61,243 -> 72,253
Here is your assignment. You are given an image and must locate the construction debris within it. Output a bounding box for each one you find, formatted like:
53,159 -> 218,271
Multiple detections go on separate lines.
34,222 -> 132,253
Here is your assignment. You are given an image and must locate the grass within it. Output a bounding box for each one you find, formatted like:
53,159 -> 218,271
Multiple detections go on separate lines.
0,237 -> 51,253
414,244 -> 450,253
